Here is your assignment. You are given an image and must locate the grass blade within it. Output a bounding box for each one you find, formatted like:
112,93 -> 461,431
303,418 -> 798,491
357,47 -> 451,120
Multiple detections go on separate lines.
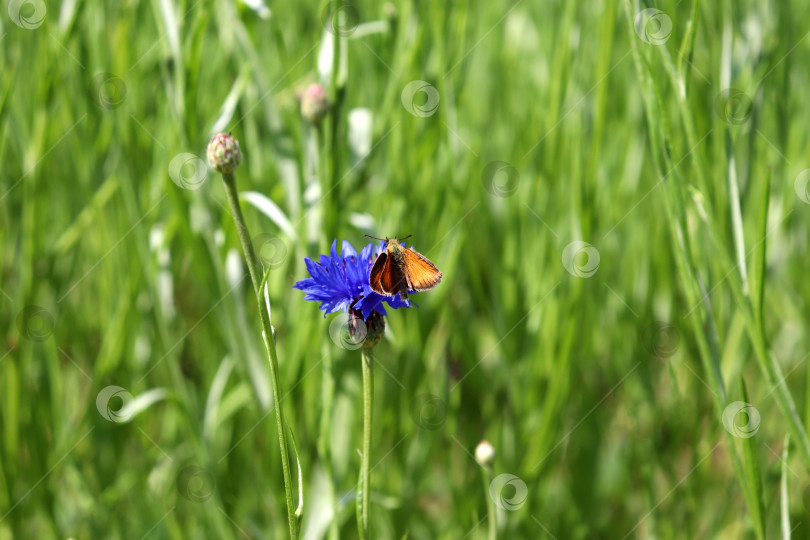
726,132 -> 749,297
751,168 -> 771,326
781,434 -> 791,540
739,379 -> 766,540
241,191 -> 298,241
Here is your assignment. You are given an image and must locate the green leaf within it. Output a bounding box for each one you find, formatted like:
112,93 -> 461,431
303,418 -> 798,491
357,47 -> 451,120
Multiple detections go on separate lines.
287,422 -> 305,522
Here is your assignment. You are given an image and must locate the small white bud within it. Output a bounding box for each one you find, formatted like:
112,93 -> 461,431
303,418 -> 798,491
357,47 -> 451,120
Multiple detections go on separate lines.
475,440 -> 496,467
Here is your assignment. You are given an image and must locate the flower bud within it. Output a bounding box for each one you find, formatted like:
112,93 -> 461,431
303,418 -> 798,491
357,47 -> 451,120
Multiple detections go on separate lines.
475,440 -> 496,467
349,309 -> 384,349
207,132 -> 242,174
300,83 -> 330,124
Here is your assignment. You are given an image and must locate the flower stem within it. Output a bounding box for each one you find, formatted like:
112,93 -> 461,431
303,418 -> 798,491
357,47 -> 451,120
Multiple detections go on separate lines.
221,173 -> 262,287
221,171 -> 299,540
357,348 -> 374,539
482,467 -> 496,540
319,343 -> 339,540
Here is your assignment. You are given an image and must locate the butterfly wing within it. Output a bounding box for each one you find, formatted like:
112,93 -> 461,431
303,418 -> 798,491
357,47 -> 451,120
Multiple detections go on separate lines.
370,250 -> 410,299
401,248 -> 442,291
369,252 -> 391,295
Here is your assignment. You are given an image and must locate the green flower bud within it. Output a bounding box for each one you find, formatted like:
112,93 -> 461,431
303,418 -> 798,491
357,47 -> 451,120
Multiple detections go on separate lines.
349,309 -> 384,349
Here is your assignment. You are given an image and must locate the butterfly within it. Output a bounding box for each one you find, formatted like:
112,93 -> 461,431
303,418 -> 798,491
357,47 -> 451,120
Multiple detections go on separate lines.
367,236 -> 442,301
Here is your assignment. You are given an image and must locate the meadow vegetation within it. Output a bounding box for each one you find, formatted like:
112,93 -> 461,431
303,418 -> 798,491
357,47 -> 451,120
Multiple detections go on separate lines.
2,0 -> 810,538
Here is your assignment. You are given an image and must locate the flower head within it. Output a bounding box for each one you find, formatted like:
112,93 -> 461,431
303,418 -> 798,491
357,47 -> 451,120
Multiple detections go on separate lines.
207,132 -> 242,174
294,239 -> 412,320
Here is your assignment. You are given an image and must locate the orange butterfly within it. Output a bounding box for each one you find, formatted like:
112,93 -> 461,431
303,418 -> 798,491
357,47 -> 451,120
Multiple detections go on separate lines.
367,236 -> 442,300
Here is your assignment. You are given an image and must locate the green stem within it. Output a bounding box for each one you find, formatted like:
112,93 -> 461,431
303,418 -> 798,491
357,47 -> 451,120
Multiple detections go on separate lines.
357,348 -> 374,539
221,173 -> 262,289
221,172 -> 299,540
325,0 -> 345,238
318,343 -> 339,540
482,467 -> 496,540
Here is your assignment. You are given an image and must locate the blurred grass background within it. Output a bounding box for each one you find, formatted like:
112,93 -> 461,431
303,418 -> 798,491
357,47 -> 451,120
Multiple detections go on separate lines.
2,0 -> 810,537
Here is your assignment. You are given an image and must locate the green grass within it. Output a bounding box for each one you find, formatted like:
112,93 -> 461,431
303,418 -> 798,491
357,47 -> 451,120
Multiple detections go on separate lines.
3,0 -> 810,537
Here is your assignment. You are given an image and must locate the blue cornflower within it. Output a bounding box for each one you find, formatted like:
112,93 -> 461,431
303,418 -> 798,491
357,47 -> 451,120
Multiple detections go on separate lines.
293,239 -> 412,320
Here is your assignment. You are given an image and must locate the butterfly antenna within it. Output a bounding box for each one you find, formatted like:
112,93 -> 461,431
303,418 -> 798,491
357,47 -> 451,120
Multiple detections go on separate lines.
399,234 -> 413,241
364,234 -> 386,241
